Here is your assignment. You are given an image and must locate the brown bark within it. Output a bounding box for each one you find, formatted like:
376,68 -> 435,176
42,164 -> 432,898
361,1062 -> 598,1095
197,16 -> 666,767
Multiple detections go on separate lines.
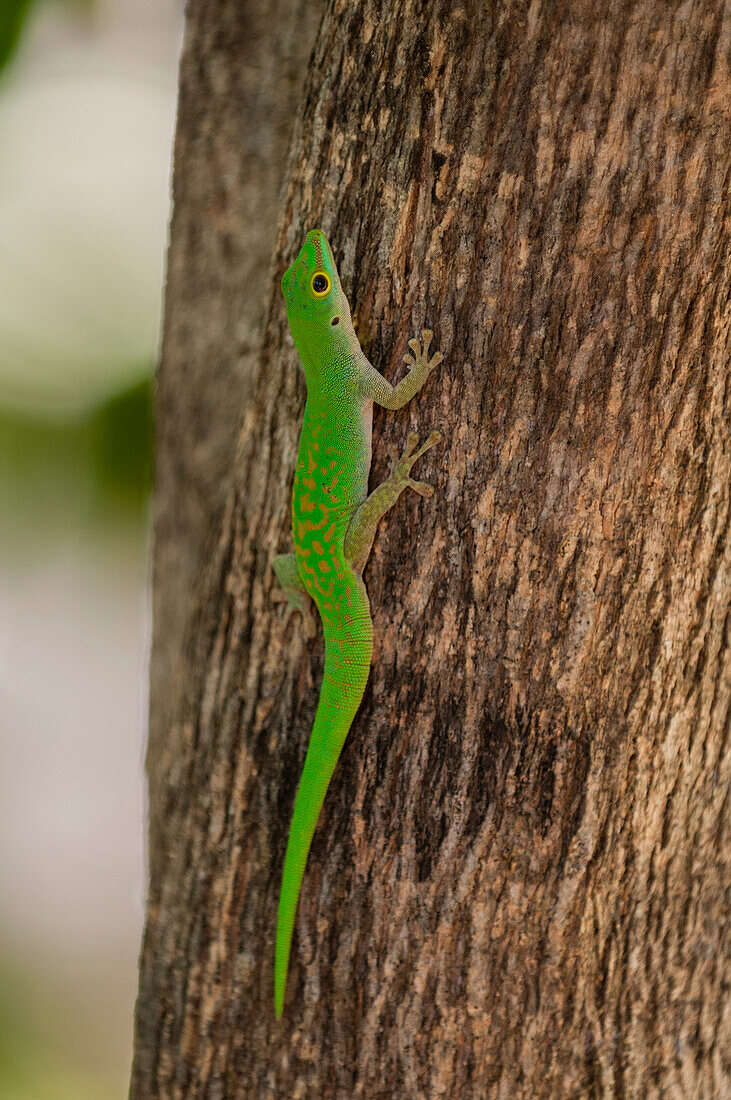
146,0 -> 323,867
132,1 -> 731,1097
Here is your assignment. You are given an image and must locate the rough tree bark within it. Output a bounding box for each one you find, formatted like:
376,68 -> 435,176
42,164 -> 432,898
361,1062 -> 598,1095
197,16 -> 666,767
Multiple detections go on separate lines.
146,0 -> 323,870
132,1 -> 730,1097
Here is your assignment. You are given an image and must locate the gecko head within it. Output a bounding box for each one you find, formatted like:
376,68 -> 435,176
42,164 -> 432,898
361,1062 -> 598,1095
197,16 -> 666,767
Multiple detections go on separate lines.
281,229 -> 350,333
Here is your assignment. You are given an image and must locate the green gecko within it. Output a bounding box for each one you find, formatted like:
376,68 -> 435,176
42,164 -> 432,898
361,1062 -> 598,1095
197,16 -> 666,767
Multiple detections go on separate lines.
273,228 -> 443,1018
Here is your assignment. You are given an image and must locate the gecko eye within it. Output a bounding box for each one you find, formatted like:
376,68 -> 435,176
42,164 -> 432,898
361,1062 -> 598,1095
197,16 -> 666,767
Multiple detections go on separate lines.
311,271 -> 330,296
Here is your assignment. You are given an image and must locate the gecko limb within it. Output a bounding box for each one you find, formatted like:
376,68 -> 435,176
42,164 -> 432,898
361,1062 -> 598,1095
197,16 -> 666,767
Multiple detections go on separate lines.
344,430 -> 442,574
359,329 -> 444,410
273,553 -> 316,638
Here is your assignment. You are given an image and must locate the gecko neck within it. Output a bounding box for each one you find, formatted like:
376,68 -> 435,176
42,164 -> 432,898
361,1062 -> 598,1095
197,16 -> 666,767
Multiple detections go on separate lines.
291,316 -> 360,382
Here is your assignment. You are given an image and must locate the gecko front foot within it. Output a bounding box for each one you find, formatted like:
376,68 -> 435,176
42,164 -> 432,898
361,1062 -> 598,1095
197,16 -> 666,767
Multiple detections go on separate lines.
390,429 -> 442,497
403,329 -> 444,378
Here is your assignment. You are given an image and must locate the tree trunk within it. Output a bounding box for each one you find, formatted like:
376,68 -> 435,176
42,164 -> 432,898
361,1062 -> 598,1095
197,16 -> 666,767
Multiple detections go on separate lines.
145,0 -> 323,873
132,1 -> 730,1097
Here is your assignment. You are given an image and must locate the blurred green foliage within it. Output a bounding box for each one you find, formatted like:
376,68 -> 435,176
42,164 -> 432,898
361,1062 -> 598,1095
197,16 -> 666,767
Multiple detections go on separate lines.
0,0 -> 155,544
0,376 -> 153,545
89,377 -> 154,504
1,0 -> 96,74
0,0 -> 36,73
0,1 -> 157,1094
0,958 -> 120,1099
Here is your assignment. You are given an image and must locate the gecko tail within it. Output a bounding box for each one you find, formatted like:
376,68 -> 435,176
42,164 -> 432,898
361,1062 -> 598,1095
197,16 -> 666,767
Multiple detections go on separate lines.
274,592 -> 372,1019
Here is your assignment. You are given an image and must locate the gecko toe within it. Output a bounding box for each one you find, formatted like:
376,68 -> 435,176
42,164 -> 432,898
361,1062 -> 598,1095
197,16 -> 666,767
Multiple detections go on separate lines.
409,479 -> 434,497
303,615 -> 317,639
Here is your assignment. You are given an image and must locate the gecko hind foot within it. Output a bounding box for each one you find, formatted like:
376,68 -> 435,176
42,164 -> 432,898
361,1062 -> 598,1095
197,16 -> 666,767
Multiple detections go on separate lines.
407,479 -> 435,497
272,554 -> 317,638
272,590 -> 316,638
390,429 -> 443,498
395,429 -> 442,475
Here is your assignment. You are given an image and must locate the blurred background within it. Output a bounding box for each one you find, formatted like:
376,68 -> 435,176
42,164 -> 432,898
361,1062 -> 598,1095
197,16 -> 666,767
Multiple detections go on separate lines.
0,0 -> 182,1094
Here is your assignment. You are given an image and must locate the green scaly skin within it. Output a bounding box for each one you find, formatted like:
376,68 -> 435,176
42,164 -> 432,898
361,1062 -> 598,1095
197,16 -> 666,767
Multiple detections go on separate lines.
273,228 -> 443,1018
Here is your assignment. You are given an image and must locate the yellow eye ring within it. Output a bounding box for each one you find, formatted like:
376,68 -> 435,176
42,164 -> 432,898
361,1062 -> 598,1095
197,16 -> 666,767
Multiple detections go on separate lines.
310,271 -> 331,297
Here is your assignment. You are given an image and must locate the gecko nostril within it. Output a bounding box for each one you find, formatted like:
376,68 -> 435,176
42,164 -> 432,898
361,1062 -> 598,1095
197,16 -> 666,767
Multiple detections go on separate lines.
331,316 -> 340,326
